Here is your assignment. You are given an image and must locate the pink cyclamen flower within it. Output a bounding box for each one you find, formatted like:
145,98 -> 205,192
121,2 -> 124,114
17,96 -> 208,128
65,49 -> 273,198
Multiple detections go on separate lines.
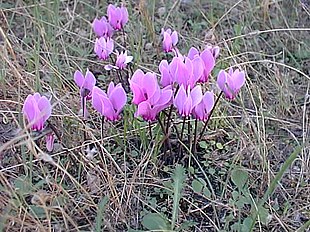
193,91 -> 214,121
107,4 -> 129,30
116,50 -> 133,70
92,82 -> 127,121
174,85 -> 203,117
23,93 -> 51,131
187,46 -> 216,83
94,37 -> 114,60
173,55 -> 204,89
74,69 -> 96,100
136,85 -> 173,121
92,16 -> 114,38
129,69 -> 160,106
162,28 -> 178,53
217,67 -> 245,100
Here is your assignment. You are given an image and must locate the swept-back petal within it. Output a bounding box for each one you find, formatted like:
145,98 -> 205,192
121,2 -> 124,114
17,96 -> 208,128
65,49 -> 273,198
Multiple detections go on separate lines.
23,95 -> 37,124
233,70 -> 245,91
174,85 -> 187,115
203,91 -> 214,113
37,96 -> 51,122
84,70 -> 96,91
187,47 -> 199,60
109,84 -> 127,114
191,56 -> 204,85
217,70 -> 227,92
74,70 -> 84,88
92,86 -> 105,115
171,31 -> 178,46
190,85 -> 203,108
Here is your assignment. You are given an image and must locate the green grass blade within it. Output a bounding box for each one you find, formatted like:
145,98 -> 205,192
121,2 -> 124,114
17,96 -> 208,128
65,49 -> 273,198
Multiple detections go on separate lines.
95,196 -> 109,232
171,165 -> 186,230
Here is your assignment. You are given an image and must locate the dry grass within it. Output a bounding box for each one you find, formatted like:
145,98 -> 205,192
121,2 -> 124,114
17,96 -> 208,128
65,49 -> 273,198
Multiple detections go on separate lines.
0,0 -> 309,231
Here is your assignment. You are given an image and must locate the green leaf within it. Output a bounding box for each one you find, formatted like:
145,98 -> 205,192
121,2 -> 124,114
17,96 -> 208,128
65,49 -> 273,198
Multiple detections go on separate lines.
216,142 -> 224,150
203,187 -> 211,198
171,165 -> 186,230
231,169 -> 248,189
28,205 -> 46,219
192,179 -> 203,193
95,196 -> 109,232
141,213 -> 170,231
198,141 -> 207,149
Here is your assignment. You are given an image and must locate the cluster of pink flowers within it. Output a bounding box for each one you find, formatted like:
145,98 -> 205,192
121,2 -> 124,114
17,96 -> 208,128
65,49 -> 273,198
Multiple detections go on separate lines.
92,4 -> 132,71
22,3 -> 246,153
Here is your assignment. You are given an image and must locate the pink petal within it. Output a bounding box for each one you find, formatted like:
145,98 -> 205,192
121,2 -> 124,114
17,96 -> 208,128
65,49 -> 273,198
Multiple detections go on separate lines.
187,47 -> 199,60
46,133 -> 55,152
174,85 -> 187,115
74,70 -> 84,88
233,70 -> 246,91
171,31 -> 178,46
190,56 -> 204,86
202,91 -> 214,113
190,85 -> 203,108
92,87 -> 105,115
107,82 -> 115,97
121,5 -> 129,26
217,70 -> 227,92
37,96 -> 51,122
84,70 -> 96,91
200,49 -> 215,80
136,101 -> 151,120
109,83 -> 127,114
163,32 -> 172,52
23,95 -> 37,125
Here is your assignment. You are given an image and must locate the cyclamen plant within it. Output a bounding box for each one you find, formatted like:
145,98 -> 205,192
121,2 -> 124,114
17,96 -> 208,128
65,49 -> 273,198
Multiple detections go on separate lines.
22,93 -> 54,151
22,3 -> 246,159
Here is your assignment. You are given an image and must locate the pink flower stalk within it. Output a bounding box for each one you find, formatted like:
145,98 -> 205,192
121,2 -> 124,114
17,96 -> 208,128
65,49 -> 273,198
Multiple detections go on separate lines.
94,37 -> 114,60
74,69 -> 96,100
193,91 -> 214,121
136,85 -> 173,121
174,84 -> 203,117
23,93 -> 52,131
107,4 -> 129,30
162,28 -> 178,53
92,82 -> 127,121
92,16 -> 114,38
173,55 -> 204,89
187,46 -> 216,83
46,133 -> 55,152
115,50 -> 133,70
217,67 -> 246,100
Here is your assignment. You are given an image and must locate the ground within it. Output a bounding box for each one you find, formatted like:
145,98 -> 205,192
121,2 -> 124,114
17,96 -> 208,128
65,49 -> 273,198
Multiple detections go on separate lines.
0,0 -> 309,231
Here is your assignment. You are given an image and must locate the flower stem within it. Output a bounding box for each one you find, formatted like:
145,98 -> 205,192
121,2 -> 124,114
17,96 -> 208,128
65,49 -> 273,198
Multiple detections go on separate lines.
82,97 -> 86,141
198,91 -> 223,141
193,118 -> 198,155
101,116 -> 104,140
148,121 -> 153,140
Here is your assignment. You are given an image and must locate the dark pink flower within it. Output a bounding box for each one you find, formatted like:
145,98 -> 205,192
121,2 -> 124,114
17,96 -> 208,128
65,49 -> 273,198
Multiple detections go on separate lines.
174,85 -> 203,117
92,82 -> 127,121
193,91 -> 214,121
22,93 -> 51,131
217,67 -> 245,100
129,69 -> 160,105
92,16 -> 114,38
135,85 -> 173,121
94,37 -> 114,60
187,46 -> 217,83
173,55 -> 204,89
107,4 -> 128,30
162,28 -> 178,53
74,69 -> 96,100
115,50 -> 133,70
